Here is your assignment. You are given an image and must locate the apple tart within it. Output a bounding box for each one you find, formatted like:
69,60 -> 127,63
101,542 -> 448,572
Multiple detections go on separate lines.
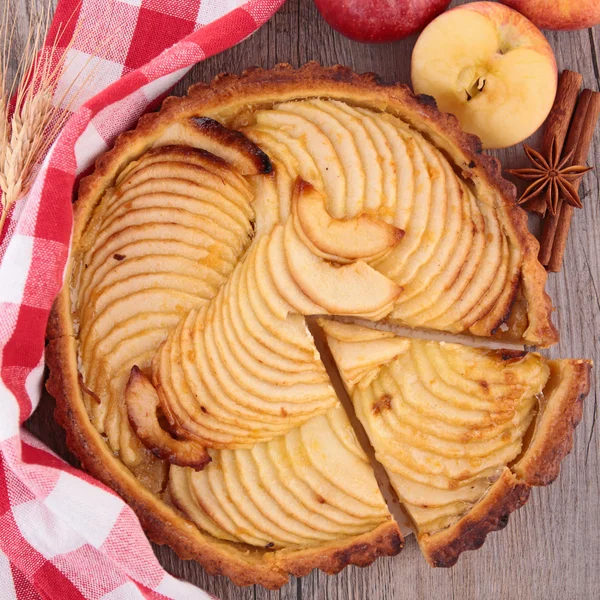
46,63 -> 590,589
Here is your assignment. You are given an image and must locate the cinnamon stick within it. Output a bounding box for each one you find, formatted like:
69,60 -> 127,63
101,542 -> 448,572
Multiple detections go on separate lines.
545,89 -> 600,272
538,89 -> 593,264
521,70 -> 583,215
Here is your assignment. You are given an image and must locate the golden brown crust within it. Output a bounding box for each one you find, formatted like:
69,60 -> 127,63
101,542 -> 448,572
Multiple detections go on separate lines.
275,520 -> 403,577
417,357 -> 591,568
45,63 -> 565,587
514,359 -> 592,486
419,468 -> 530,568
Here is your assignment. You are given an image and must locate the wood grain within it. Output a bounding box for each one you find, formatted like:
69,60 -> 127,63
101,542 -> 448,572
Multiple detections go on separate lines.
13,1 -> 600,598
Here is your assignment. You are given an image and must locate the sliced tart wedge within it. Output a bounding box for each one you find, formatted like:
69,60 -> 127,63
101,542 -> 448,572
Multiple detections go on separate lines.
319,319 -> 591,566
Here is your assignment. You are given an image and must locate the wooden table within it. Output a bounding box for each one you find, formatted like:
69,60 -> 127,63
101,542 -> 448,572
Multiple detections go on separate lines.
14,1 -> 599,598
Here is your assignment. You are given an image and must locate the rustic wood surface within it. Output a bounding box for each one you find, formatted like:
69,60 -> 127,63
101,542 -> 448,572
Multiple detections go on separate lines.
14,0 -> 599,598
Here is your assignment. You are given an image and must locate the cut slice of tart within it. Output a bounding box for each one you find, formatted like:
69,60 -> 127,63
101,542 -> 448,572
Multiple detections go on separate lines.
319,319 -> 591,566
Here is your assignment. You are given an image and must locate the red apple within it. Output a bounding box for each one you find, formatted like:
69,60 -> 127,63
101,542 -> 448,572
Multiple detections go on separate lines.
312,0 -> 452,43
500,0 -> 600,30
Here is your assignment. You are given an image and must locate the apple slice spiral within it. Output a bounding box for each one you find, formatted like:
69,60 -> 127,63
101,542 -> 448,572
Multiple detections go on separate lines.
169,404 -> 391,549
242,99 -> 523,337
144,181 -> 403,453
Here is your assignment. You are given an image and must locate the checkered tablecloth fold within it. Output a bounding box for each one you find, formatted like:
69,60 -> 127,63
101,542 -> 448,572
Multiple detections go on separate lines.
0,1 -> 285,597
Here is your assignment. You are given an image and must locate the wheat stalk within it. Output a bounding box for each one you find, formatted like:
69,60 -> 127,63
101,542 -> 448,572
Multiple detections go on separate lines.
0,0 -> 93,235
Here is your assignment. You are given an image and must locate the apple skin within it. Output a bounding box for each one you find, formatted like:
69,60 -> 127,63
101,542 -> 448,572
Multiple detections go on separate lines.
312,0 -> 452,43
500,0 -> 600,30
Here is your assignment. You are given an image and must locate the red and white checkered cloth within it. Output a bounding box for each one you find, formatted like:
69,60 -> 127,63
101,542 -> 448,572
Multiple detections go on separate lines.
0,1 -> 285,597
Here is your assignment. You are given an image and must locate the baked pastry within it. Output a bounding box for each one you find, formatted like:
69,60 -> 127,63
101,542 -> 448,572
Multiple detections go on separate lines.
319,319 -> 591,566
46,63 -> 590,589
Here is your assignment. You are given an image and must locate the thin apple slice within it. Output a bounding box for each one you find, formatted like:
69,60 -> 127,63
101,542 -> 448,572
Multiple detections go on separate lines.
83,273 -> 214,325
412,200 -> 504,331
237,245 -> 315,362
357,108 -> 414,226
393,180 -> 473,320
125,367 -> 210,470
160,314 -> 278,447
110,177 -> 252,230
85,312 -> 179,392
267,224 -> 326,315
230,450 -> 340,541
116,145 -> 252,198
114,162 -> 253,216
292,179 -> 403,261
253,232 -> 295,320
332,102 -> 398,215
79,288 -> 200,362
305,99 -> 384,212
255,438 -> 373,529
244,237 -> 315,352
78,233 -> 230,308
219,449 -> 314,545
392,147 -> 462,300
97,206 -> 242,258
169,310 -> 280,440
283,219 -> 401,316
169,466 -> 239,542
213,283 -> 322,386
88,255 -> 219,306
318,320 -> 410,388
241,128 -> 302,222
206,280 -> 331,401
243,124 -> 323,196
202,296 -> 335,408
173,312 -> 287,443
226,258 -> 314,370
407,188 -> 484,325
284,418 -> 388,520
107,191 -> 251,240
254,110 -> 346,218
153,117 -> 272,175
276,100 -> 366,216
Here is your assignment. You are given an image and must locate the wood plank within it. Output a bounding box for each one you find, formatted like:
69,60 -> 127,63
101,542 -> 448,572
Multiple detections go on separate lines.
12,0 -> 600,598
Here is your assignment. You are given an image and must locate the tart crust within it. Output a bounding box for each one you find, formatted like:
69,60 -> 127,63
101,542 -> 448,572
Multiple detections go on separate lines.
45,63 -> 573,587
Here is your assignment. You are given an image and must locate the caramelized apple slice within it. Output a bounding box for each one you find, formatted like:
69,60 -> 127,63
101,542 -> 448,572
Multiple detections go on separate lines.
293,180 -> 403,261
153,117 -> 272,175
115,145 -> 252,199
125,366 -> 210,470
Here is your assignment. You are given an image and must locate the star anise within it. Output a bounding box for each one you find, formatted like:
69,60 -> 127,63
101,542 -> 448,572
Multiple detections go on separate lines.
507,136 -> 593,215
